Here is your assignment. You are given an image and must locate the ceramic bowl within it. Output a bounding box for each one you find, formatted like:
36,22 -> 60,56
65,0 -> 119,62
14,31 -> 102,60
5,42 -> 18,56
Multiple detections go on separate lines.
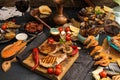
107,36 -> 120,52
78,33 -> 99,43
16,33 -> 28,41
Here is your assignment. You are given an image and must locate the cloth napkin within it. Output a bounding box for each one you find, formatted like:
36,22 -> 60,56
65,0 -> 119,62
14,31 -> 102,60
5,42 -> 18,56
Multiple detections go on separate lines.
62,50 -> 94,80
0,7 -> 22,20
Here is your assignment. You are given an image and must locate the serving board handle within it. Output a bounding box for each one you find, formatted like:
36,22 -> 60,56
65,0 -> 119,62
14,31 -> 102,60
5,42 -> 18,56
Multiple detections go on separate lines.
2,58 -> 17,72
1,46 -> 27,72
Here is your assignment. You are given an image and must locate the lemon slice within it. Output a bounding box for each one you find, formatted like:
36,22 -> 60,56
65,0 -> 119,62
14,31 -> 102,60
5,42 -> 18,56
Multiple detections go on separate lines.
103,6 -> 113,12
70,25 -> 79,33
72,32 -> 78,36
39,5 -> 52,15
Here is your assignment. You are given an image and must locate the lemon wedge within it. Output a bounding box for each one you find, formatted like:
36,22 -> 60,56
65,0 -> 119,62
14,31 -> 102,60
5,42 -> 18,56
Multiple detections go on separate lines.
70,25 -> 79,33
103,6 -> 113,12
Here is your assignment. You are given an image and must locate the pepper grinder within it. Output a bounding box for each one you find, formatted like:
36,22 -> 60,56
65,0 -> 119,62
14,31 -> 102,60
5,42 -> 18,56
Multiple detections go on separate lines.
53,0 -> 68,25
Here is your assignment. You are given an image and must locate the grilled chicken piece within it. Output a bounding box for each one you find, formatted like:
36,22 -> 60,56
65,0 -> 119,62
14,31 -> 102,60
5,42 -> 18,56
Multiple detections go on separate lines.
39,55 -> 57,68
39,54 -> 67,68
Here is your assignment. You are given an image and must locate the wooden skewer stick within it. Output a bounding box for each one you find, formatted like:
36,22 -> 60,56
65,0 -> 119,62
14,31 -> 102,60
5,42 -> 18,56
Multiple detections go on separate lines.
34,15 -> 51,29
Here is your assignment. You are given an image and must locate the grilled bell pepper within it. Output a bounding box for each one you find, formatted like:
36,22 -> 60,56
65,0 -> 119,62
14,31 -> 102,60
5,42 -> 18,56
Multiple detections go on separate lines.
71,45 -> 78,56
32,48 -> 39,71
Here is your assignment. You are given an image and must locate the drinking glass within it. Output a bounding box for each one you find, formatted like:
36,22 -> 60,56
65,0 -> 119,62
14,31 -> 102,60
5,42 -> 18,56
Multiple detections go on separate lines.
15,0 -> 30,16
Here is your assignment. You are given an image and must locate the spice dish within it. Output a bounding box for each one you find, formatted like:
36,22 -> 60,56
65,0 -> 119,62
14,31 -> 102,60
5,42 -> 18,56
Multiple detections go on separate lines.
15,33 -> 28,41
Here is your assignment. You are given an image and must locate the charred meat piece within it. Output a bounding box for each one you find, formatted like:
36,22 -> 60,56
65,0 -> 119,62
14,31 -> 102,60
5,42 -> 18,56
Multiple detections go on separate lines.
104,23 -> 120,36
25,22 -> 43,33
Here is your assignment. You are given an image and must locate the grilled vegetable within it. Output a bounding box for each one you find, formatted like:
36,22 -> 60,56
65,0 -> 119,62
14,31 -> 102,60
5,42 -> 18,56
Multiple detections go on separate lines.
4,32 -> 15,40
1,40 -> 26,59
47,38 -> 55,44
78,6 -> 116,37
71,47 -> 78,56
99,70 -> 107,78
32,48 -> 39,71
47,68 -> 54,74
63,46 -> 73,55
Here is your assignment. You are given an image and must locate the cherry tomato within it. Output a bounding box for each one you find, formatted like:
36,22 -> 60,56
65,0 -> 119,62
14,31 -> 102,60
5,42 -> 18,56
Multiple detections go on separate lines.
58,27 -> 63,32
66,33 -> 71,37
67,31 -> 71,34
66,35 -> 71,41
71,45 -> 78,49
48,38 -> 54,44
65,27 -> 70,32
54,68 -> 62,76
11,19 -> 16,23
56,64 -> 62,70
99,70 -> 107,78
47,68 -> 54,74
1,25 -> 7,31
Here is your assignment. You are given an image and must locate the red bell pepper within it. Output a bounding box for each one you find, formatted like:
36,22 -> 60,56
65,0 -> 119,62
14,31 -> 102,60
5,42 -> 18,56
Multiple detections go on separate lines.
71,45 -> 78,56
32,48 -> 39,71
71,45 -> 78,49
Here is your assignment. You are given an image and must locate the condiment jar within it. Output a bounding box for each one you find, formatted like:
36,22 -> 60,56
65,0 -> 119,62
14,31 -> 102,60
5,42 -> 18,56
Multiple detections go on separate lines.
50,28 -> 60,41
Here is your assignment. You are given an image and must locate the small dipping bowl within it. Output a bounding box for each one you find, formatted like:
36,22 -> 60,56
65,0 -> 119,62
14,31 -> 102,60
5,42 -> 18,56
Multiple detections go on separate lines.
50,28 -> 60,41
78,33 -> 99,43
16,33 -> 28,41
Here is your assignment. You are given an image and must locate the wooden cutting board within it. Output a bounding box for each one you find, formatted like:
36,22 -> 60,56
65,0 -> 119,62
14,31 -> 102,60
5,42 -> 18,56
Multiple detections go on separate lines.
22,41 -> 79,80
